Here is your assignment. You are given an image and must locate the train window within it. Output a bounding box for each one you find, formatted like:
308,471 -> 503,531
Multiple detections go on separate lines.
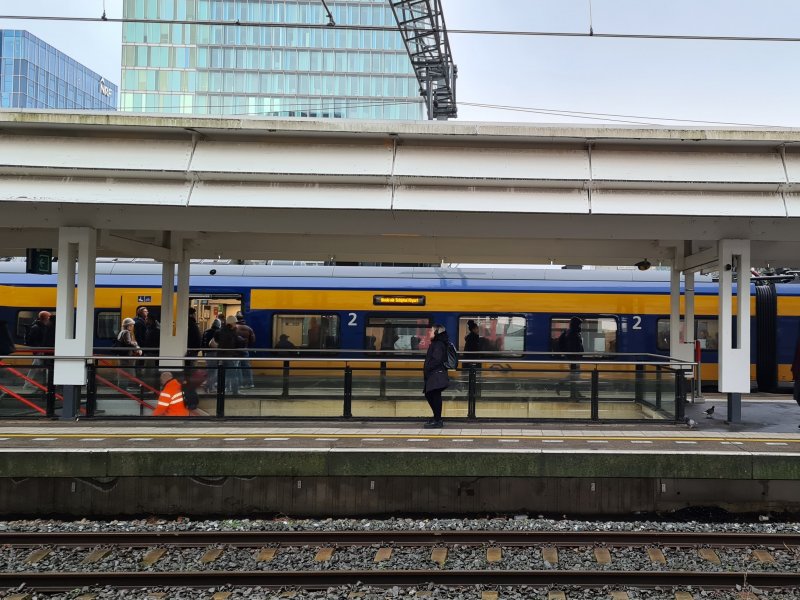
272,314 -> 340,349
96,311 -> 121,340
458,315 -> 526,353
365,316 -> 433,352
550,317 -> 618,353
656,318 -> 719,351
16,310 -> 56,342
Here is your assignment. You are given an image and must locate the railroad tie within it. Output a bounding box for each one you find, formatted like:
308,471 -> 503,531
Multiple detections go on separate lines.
482,592 -> 499,600
315,547 -> 335,562
752,549 -> 775,563
279,593 -> 297,599
76,595 -> 97,600
486,547 -> 502,563
431,547 -> 447,566
647,548 -> 666,564
373,547 -> 392,562
542,547 -> 558,566
256,547 -> 278,562
200,548 -> 224,564
698,548 -> 721,565
24,548 -> 51,564
739,593 -> 760,600
6,594 -> 31,600
593,547 -> 612,565
674,593 -> 693,600
141,548 -> 166,567
211,593 -> 232,600
81,548 -> 111,564
548,592 -> 567,600
146,594 -> 166,600
610,592 -> 629,600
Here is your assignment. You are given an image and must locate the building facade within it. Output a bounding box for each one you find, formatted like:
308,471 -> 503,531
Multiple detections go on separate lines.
0,30 -> 118,110
120,0 -> 424,119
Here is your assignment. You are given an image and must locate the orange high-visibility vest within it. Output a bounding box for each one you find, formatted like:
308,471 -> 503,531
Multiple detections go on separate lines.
153,377 -> 190,416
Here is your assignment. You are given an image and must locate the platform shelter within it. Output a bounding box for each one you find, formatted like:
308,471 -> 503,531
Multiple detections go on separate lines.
0,111 -> 799,420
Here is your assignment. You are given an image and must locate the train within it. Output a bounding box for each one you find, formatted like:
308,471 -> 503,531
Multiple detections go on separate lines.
0,262 -> 798,391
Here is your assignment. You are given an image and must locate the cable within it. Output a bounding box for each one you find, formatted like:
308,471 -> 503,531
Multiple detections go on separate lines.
3,14 -> 800,43
459,102 -> 788,129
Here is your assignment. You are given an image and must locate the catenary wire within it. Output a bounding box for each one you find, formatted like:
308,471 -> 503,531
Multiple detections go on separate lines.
2,14 -> 800,43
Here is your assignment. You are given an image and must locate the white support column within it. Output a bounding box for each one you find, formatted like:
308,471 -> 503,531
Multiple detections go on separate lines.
718,239 -> 751,422
684,271 -> 696,345
669,265 -> 682,357
159,261 -> 179,367
53,227 -> 97,418
158,237 -> 190,368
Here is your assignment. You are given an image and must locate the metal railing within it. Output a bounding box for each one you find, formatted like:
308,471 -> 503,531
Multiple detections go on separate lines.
0,350 -> 693,422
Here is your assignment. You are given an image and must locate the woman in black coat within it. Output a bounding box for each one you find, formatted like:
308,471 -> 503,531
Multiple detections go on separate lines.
423,324 -> 450,428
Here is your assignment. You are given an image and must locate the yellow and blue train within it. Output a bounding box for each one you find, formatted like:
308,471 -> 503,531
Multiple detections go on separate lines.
0,263 -> 798,390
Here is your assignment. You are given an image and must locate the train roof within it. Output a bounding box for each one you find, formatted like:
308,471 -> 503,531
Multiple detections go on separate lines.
0,262 -> 797,294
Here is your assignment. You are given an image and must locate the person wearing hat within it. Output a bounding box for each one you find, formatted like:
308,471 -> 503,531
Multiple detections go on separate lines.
152,371 -> 190,417
213,315 -> 246,395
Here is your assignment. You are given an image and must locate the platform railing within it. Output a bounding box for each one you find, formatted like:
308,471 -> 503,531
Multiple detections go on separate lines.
0,350 -> 693,422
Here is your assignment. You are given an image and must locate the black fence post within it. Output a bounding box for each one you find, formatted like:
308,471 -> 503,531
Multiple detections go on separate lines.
634,363 -> 644,403
216,362 -> 226,418
590,368 -> 599,421
282,360 -> 290,398
467,364 -> 477,419
343,366 -> 353,418
655,366 -> 662,409
45,361 -> 56,418
379,361 -> 387,398
674,369 -> 686,422
84,362 -> 96,418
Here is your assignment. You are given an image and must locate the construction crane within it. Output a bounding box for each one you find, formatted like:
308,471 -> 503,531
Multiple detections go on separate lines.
389,0 -> 458,120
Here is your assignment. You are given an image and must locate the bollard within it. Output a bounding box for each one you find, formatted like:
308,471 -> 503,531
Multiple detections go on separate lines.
343,366 -> 353,418
467,363 -> 477,419
590,369 -> 599,421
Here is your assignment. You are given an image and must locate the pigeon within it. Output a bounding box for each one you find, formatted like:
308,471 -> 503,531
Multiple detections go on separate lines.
704,405 -> 715,419
684,417 -> 697,429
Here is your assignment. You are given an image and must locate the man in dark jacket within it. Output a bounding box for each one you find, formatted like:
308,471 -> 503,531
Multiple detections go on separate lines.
423,324 -> 450,429
23,311 -> 52,391
235,311 -> 256,388
556,316 -> 585,399
214,315 -> 245,395
187,307 -> 202,358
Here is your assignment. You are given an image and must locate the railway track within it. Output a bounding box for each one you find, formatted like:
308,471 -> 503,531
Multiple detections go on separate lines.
2,529 -> 799,592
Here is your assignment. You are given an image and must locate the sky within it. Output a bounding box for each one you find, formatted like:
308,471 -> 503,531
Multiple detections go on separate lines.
2,0 -> 800,127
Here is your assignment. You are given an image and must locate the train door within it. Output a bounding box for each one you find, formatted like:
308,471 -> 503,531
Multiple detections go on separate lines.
189,294 -> 243,333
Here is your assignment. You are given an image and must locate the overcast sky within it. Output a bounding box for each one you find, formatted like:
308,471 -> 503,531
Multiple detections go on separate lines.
2,0 -> 800,126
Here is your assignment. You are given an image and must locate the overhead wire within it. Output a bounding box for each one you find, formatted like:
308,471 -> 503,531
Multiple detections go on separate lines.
2,14 -> 800,43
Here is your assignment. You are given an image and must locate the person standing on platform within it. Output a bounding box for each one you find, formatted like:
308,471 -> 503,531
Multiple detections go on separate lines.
201,318 -> 221,393
555,316 -> 585,399
187,307 -> 202,359
133,306 -> 149,384
792,331 -> 800,422
214,315 -> 244,395
23,310 -> 52,391
153,371 -> 190,416
235,311 -> 256,389
423,323 -> 450,429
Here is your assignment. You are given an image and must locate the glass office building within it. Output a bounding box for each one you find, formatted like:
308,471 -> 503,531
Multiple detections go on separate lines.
0,30 -> 118,110
121,0 -> 424,119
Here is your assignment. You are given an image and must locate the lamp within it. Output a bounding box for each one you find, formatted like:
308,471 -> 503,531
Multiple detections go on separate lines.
635,259 -> 651,271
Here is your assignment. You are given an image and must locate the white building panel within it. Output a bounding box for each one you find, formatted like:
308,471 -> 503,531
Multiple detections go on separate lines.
592,190 -> 787,217
785,193 -> 800,217
394,146 -> 589,185
592,150 -> 785,185
0,135 -> 191,174
0,177 -> 190,205
191,141 -> 393,182
393,186 -> 589,213
781,154 -> 800,184
189,182 -> 392,210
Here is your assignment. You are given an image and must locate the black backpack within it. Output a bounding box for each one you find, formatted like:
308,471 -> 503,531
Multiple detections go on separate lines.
443,342 -> 458,370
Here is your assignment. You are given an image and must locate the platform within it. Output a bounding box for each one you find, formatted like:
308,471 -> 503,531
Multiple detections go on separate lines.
0,394 -> 798,517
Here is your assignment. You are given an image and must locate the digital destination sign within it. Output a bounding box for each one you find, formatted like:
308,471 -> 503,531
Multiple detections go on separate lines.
373,295 -> 426,306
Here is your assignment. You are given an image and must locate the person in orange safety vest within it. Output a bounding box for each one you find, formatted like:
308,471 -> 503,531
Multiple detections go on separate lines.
153,371 -> 190,416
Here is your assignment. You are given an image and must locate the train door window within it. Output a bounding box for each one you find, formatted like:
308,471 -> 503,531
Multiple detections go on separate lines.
550,317 -> 618,353
272,314 -> 340,349
96,311 -> 121,340
365,316 -> 433,352
656,318 -> 719,351
458,315 -> 526,353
